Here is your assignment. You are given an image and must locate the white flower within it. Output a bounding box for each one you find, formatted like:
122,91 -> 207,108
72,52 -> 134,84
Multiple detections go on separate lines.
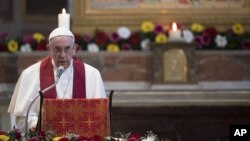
182,29 -> 194,43
117,26 -> 131,39
20,43 -> 32,52
118,138 -> 126,141
87,43 -> 99,52
140,38 -> 151,51
215,34 -> 227,48
141,131 -> 158,141
141,136 -> 157,141
106,137 -> 126,141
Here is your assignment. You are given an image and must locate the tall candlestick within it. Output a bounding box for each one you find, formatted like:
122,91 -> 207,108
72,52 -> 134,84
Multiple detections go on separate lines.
58,8 -> 70,29
168,22 -> 182,41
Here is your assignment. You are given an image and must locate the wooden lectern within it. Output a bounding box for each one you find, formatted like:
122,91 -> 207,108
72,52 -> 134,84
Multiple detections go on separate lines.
41,98 -> 110,137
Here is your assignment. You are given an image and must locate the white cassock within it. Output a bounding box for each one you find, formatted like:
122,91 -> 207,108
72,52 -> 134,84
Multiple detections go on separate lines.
8,59 -> 106,131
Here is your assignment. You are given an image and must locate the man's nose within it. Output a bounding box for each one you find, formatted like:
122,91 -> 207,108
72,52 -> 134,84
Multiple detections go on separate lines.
60,50 -> 66,57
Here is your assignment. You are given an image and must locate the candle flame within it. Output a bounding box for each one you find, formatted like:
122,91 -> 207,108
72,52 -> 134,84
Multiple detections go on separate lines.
172,22 -> 177,31
62,8 -> 66,14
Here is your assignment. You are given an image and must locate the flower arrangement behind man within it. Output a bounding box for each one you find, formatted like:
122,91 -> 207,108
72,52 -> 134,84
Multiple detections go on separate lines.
0,21 -> 249,53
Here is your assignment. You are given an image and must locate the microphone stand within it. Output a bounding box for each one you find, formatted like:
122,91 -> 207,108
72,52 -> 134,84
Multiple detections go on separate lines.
108,90 -> 114,133
25,78 -> 59,137
109,90 -> 114,119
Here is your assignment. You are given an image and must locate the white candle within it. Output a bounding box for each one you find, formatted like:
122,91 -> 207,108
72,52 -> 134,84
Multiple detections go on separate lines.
58,8 -> 70,29
168,22 -> 182,41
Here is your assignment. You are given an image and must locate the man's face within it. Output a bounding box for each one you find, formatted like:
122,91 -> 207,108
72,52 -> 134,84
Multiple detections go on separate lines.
48,36 -> 76,69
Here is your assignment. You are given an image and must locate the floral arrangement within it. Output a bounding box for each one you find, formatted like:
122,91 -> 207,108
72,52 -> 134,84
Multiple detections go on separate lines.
0,128 -> 160,141
0,21 -> 250,53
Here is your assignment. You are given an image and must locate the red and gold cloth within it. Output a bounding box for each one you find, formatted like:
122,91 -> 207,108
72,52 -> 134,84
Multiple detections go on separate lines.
41,98 -> 110,137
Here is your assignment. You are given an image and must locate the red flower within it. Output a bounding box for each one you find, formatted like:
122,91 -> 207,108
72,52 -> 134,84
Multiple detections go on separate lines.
90,135 -> 102,141
23,34 -> 35,44
154,24 -> 164,34
128,133 -> 141,141
110,32 -> 120,43
203,27 -> 218,38
94,30 -> 109,47
15,130 -> 22,140
201,33 -> 211,46
0,44 -> 6,52
128,33 -> 140,46
36,40 -> 47,50
194,36 -> 203,49
242,40 -> 250,50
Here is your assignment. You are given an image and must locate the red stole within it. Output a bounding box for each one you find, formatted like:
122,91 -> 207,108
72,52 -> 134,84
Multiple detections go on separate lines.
39,56 -> 86,98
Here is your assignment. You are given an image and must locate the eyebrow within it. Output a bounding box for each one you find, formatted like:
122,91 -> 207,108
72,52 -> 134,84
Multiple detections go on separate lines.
54,45 -> 72,49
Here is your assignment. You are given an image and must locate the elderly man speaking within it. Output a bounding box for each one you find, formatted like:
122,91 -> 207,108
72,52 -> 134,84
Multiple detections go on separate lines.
8,27 -> 106,131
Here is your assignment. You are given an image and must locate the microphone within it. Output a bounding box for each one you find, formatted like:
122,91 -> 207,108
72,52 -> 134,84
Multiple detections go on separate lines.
56,66 -> 64,81
24,66 -> 64,137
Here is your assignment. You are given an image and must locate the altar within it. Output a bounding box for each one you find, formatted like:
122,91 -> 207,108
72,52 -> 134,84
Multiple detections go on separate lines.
0,50 -> 249,140
109,90 -> 250,141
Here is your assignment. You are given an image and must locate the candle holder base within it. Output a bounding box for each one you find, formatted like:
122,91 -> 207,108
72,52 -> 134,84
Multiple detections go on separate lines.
168,38 -> 186,43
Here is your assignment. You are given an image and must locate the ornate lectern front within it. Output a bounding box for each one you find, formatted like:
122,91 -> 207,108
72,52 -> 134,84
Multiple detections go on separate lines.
41,98 -> 110,137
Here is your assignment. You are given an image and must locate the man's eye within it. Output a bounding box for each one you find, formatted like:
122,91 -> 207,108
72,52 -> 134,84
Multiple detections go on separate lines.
65,47 -> 71,52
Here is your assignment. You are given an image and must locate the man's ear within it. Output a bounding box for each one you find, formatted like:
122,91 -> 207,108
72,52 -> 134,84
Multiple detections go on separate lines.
72,44 -> 78,56
74,44 -> 79,51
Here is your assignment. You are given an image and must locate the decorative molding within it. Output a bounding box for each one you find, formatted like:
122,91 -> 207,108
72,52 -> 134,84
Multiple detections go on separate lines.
111,90 -> 250,107
72,0 -> 250,34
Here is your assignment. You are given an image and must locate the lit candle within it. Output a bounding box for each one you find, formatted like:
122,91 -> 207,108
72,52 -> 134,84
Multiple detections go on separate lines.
168,22 -> 182,41
58,8 -> 70,29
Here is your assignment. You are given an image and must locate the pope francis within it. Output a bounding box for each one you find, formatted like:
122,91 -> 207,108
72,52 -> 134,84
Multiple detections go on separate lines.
7,27 -> 107,131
